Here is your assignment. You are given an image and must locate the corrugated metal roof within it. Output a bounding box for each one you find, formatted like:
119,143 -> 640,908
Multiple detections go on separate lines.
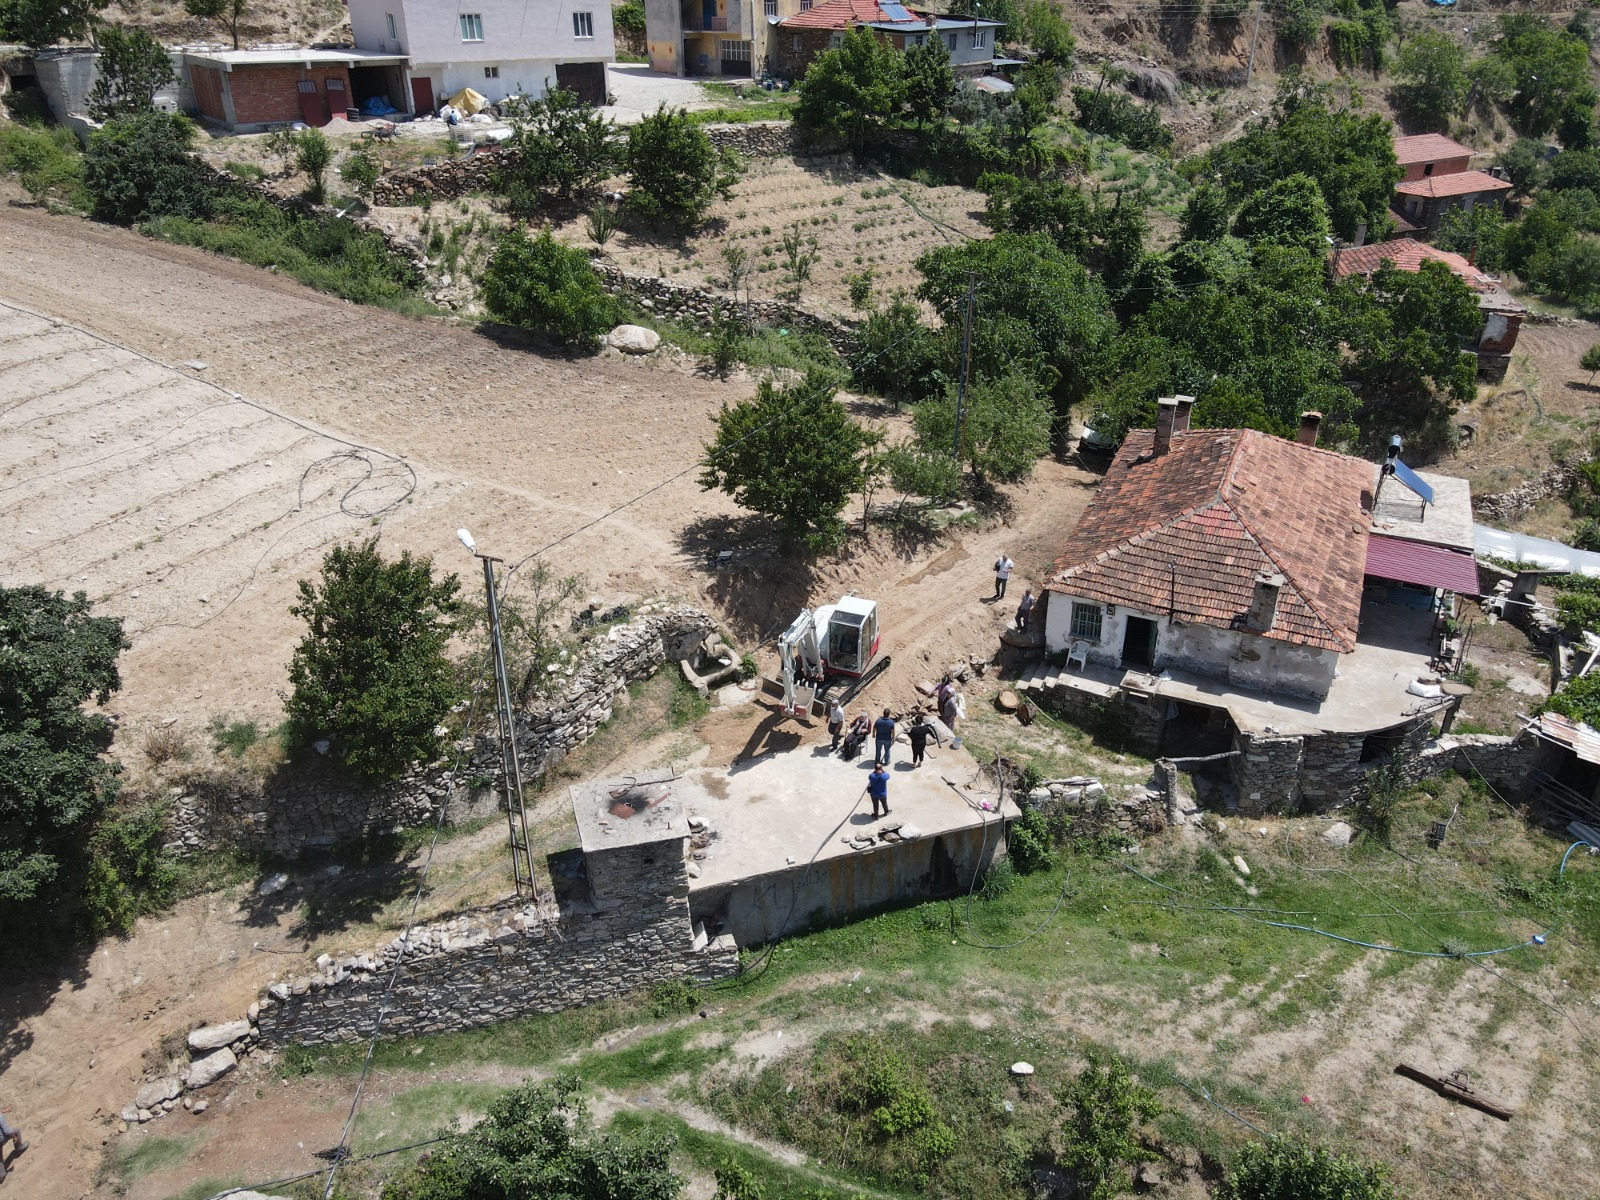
1364,533 -> 1480,595
1532,712 -> 1600,766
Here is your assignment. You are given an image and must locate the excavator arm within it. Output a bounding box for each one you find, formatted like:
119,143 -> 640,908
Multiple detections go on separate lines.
778,609 -> 821,715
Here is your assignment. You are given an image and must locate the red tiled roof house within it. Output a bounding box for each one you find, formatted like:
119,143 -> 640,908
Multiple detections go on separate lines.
771,0 -> 1002,78
1390,132 -> 1511,237
1043,401 -> 1374,701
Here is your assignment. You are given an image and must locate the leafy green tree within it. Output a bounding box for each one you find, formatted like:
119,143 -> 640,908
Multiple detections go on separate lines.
0,0 -> 104,47
1494,14 -> 1594,139
1070,85 -> 1172,153
916,231 -> 1117,420
82,111 -> 214,224
901,35 -> 955,127
1557,101 -> 1596,152
884,443 -> 962,509
182,0 -> 247,48
482,228 -> 617,347
1020,0 -> 1075,64
498,87 -> 617,215
1393,30 -> 1467,131
1550,149 -> 1600,193
284,538 -> 464,782
1231,172 -> 1332,253
624,104 -> 739,228
699,367 -> 872,553
1204,78 -> 1400,241
292,126 -> 333,201
1582,343 -> 1600,385
1011,60 -> 1063,136
339,144 -> 381,197
1433,204 -> 1506,272
1343,260 -> 1480,450
1179,181 -> 1232,241
849,293 -> 940,407
1494,138 -> 1550,196
81,799 -> 178,937
0,587 -> 127,909
1465,53 -> 1516,118
382,1074 -> 682,1200
1059,1051 -> 1161,1200
87,25 -> 174,121
794,26 -> 903,150
1275,0 -> 1322,47
912,369 -> 1053,483
1220,1135 -> 1396,1200
978,171 -> 1094,257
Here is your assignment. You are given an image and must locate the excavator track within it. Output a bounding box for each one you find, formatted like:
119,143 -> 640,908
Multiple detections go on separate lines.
822,654 -> 892,711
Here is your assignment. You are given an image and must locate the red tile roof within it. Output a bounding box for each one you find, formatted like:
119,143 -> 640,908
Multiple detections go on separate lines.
1393,133 -> 1476,165
1045,430 -> 1373,652
1330,239 -> 1496,289
780,0 -> 926,28
1395,169 -> 1512,199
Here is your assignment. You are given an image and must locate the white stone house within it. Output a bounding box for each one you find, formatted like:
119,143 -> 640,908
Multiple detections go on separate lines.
347,0 -> 615,114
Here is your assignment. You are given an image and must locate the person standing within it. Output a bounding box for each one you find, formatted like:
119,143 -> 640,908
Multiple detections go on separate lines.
941,688 -> 960,742
873,708 -> 897,766
908,710 -> 934,767
993,554 -> 1014,600
867,760 -> 890,818
827,699 -> 846,750
0,1105 -> 27,1183
1015,588 -> 1035,632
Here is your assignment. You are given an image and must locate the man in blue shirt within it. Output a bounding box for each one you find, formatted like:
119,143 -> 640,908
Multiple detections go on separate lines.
873,708 -> 897,766
867,761 -> 890,818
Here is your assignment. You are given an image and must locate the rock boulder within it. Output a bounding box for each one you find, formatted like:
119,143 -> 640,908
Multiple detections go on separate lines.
135,1077 -> 182,1110
188,1020 -> 251,1053
607,324 -> 661,354
185,1047 -> 238,1090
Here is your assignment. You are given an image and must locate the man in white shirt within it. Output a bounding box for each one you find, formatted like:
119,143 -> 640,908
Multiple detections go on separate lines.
993,554 -> 1014,600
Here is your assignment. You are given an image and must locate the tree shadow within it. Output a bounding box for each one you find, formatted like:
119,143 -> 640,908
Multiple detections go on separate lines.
678,513 -> 818,644
231,832 -> 427,939
0,945 -> 92,1079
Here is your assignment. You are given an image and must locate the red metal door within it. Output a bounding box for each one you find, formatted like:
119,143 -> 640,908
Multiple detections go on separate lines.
325,76 -> 347,119
410,75 -> 434,115
297,79 -> 327,125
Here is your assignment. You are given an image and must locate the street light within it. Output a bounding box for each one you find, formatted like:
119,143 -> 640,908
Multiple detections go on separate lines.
457,529 -> 536,902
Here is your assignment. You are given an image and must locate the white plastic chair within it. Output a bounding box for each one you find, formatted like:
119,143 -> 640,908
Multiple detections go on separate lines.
1066,640 -> 1089,672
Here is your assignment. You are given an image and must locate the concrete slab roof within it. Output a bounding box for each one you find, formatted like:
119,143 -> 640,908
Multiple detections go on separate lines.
665,735 -> 1013,892
182,47 -> 408,69
571,772 -> 689,852
1369,468 -> 1476,553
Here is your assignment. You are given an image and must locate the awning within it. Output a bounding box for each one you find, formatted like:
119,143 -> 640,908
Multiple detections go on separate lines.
1365,532 -> 1480,595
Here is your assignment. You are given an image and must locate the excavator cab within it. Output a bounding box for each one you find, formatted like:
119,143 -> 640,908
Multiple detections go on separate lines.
822,596 -> 878,677
778,595 -> 884,716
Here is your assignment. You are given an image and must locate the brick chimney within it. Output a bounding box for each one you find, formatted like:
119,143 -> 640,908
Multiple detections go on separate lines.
1153,396 -> 1180,456
1172,394 -> 1195,434
1246,570 -> 1286,632
1297,411 -> 1322,447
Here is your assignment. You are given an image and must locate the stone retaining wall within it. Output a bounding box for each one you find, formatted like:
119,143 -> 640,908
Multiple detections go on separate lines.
1475,461 -> 1579,524
1028,681 -> 1165,758
165,605 -> 715,859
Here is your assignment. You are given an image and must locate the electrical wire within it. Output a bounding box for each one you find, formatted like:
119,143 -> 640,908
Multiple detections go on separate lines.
200,1134 -> 452,1200
956,755 -> 1075,949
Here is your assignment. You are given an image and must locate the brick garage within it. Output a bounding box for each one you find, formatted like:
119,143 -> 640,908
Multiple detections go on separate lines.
181,50 -> 406,131
230,64 -> 351,126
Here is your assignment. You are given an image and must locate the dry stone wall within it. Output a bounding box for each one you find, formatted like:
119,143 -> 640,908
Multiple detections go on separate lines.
164,605 -> 716,859
1475,461 -> 1579,524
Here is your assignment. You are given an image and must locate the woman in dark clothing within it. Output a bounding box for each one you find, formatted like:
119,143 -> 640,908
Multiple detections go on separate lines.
908,711 -> 936,767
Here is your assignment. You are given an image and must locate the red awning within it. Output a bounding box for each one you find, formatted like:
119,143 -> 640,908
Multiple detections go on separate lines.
1365,533 -> 1480,595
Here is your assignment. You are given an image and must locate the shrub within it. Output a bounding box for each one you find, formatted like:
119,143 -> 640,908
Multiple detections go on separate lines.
624,103 -> 740,229
81,800 -> 179,937
82,111 -> 215,225
499,87 -> 617,214
481,227 -> 617,347
338,145 -> 381,197
292,127 -> 332,201
1060,1051 -> 1161,1200
1008,808 -> 1055,874
1070,86 -> 1173,153
141,725 -> 192,766
1220,1135 -> 1396,1200
86,25 -> 174,121
613,0 -> 645,35
284,538 -> 464,782
648,977 -> 701,1017
0,121 -> 86,208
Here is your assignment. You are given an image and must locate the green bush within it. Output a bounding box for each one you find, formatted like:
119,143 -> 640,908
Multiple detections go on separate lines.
0,121 -> 85,208
499,87 -> 617,214
1220,1135 -> 1396,1200
481,227 -> 617,347
292,126 -> 333,201
82,800 -> 179,937
339,145 -> 381,197
648,977 -> 701,1017
1008,808 -> 1055,874
1060,1051 -> 1161,1200
86,25 -> 174,121
1070,86 -> 1173,154
625,103 -> 741,229
82,111 -> 215,225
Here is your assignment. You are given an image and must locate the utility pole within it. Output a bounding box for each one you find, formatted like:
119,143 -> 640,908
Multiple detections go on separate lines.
952,273 -> 977,461
457,529 -> 537,902
1244,1 -> 1263,86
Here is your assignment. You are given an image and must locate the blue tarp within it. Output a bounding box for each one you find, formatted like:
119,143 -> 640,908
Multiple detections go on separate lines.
362,95 -> 397,116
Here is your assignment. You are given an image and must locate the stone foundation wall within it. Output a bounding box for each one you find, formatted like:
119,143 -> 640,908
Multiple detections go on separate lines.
1475,461 -> 1579,523
1029,681 -> 1165,758
165,605 -> 715,859
1227,731 -> 1308,813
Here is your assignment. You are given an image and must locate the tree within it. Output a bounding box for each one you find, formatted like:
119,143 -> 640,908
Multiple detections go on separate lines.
794,26 -> 903,150
699,367 -> 873,553
0,0 -> 104,47
284,538 -> 463,782
1220,1136 -> 1396,1200
292,126 -> 332,201
82,111 -> 214,224
498,87 -> 617,215
1494,15 -> 1594,139
1583,343 -> 1600,385
1020,0 -> 1075,65
1465,54 -> 1516,119
848,293 -> 941,407
1344,260 -> 1481,451
383,1074 -> 682,1200
0,587 -> 127,909
901,35 -> 955,127
1231,173 -> 1332,254
458,561 -> 583,708
1393,31 -> 1467,131
182,0 -> 247,48
339,144 -> 381,197
978,171 -> 1094,258
86,25 -> 174,121
1494,138 -> 1550,196
1433,204 -> 1507,272
624,104 -> 739,229
911,369 -> 1053,483
1549,149 -> 1600,193
1204,79 -> 1401,241
1070,85 -> 1172,153
1179,182 -> 1232,242
884,444 -> 962,510
1274,0 -> 1321,48
481,228 -> 616,348
1059,1051 -> 1161,1200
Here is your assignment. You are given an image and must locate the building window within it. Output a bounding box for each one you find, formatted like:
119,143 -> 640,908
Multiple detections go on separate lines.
828,31 -> 843,46
946,32 -> 956,49
484,65 -> 499,78
969,27 -> 986,47
791,32 -> 802,47
385,11 -> 396,38
765,0 -> 777,13
573,10 -> 594,37
1070,602 -> 1103,643
459,12 -> 483,40
800,0 -> 812,9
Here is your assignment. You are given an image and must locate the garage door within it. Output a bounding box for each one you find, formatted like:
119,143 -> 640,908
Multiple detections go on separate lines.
554,61 -> 606,105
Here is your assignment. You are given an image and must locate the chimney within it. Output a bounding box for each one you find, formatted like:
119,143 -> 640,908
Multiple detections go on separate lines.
1297,411 -> 1322,447
1353,221 -> 1368,248
1172,394 -> 1195,434
1153,396 -> 1179,456
1246,570 -> 1285,632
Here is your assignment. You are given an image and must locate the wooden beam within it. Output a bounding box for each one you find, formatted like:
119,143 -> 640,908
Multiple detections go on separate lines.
1394,1063 -> 1514,1121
